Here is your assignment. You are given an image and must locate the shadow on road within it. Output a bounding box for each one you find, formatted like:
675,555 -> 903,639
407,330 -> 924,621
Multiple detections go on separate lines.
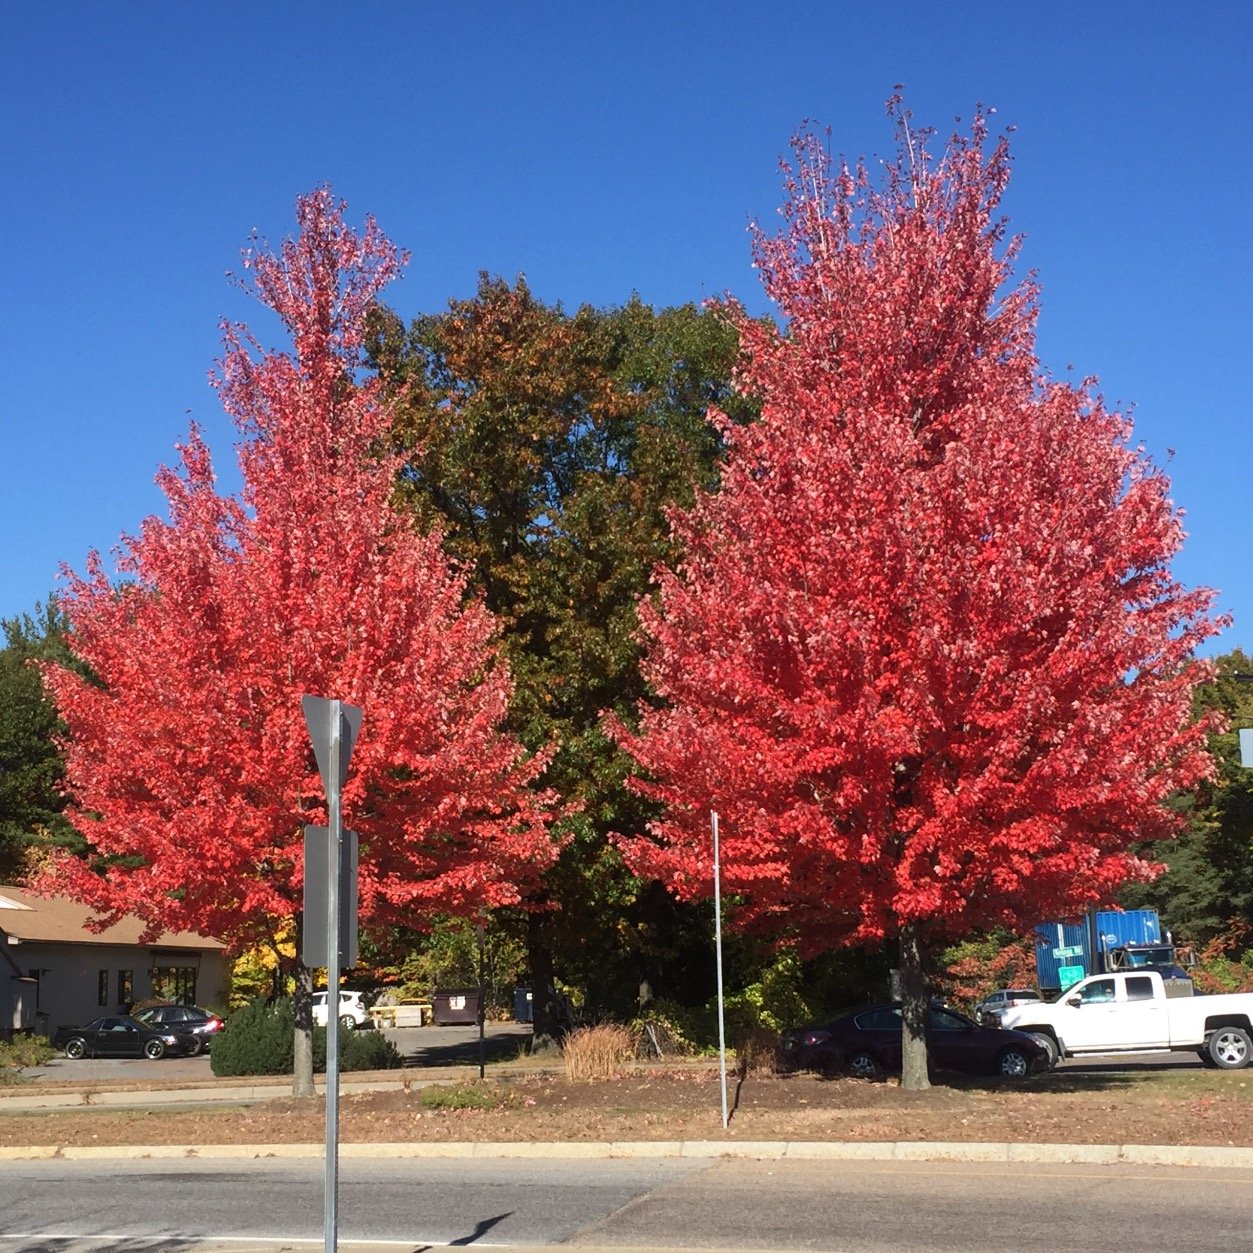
392,1024 -> 533,1069
793,1050 -> 1205,1094
450,1211 -> 513,1244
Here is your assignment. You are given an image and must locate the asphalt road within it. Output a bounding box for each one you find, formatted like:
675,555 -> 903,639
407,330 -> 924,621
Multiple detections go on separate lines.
2,1156 -> 1252,1252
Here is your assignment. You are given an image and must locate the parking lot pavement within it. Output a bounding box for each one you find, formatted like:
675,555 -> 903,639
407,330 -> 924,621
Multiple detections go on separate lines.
1059,1050 -> 1203,1073
381,1021 -> 532,1068
22,1021 -> 535,1086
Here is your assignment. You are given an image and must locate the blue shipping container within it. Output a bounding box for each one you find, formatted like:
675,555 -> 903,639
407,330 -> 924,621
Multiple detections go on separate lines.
1093,908 -> 1161,951
1034,920 -> 1089,992
1034,909 -> 1162,991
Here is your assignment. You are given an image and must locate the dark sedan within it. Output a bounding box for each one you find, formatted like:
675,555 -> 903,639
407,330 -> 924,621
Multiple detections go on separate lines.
132,1004 -> 225,1054
52,1014 -> 199,1060
778,1002 -> 1050,1080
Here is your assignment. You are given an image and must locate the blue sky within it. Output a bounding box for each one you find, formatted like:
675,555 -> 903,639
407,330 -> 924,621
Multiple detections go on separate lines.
2,4 -> 1248,654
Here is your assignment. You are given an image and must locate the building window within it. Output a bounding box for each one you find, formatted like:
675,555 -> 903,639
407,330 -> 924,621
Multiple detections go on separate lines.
150,965 -> 198,1005
98,969 -> 109,1006
117,969 -> 133,1007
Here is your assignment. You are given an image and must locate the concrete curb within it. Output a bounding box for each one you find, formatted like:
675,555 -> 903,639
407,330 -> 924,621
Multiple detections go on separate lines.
0,1077 -> 418,1110
3,1139 -> 1253,1168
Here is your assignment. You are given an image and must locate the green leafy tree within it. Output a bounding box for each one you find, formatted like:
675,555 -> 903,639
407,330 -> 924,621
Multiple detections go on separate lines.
368,278 -> 753,1034
0,601 -> 83,880
1122,649 -> 1253,950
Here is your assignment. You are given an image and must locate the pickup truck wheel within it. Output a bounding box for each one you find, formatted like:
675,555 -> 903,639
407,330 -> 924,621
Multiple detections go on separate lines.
1207,1026 -> 1252,1070
995,1047 -> 1032,1079
1026,1032 -> 1059,1070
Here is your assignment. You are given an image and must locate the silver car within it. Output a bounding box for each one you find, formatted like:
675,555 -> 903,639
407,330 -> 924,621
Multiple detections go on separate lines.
974,988 -> 1041,1025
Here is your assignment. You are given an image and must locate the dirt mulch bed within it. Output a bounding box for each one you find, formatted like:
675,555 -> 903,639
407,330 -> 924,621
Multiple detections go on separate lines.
2,1065 -> 1252,1149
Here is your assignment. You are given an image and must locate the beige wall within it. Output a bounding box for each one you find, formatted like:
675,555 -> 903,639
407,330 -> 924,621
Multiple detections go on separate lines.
5,941 -> 229,1035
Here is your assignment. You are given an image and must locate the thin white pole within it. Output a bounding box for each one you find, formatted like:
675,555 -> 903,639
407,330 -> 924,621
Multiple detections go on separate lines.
324,701 -> 341,1253
712,810 -> 728,1129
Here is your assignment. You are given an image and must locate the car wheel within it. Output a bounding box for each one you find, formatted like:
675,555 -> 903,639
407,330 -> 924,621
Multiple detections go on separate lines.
1026,1032 -> 1059,1070
184,1036 -> 203,1056
339,1014 -> 357,1031
64,1038 -> 86,1060
143,1039 -> 166,1060
1207,1026 -> 1252,1070
995,1047 -> 1031,1079
846,1050 -> 882,1080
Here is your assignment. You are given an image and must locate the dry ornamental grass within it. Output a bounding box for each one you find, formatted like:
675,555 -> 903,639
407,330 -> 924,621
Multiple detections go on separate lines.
562,1024 -> 636,1080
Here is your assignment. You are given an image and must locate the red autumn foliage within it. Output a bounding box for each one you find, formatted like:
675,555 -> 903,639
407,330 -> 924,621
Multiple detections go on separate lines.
612,105 -> 1223,963
1191,923 -> 1253,994
937,937 -> 1039,1012
35,189 -> 561,952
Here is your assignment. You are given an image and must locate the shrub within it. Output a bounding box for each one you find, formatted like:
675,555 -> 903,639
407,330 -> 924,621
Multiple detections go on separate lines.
633,1000 -> 711,1056
314,1026 -> 402,1072
420,1081 -> 511,1111
721,951 -> 814,1035
1192,927 -> 1253,994
1192,957 -> 1253,995
629,954 -> 815,1062
211,997 -> 294,1076
210,997 -> 402,1076
563,1023 -> 634,1080
0,1033 -> 54,1080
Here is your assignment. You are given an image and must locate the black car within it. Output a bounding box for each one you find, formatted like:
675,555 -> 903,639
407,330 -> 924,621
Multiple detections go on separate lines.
132,1004 -> 225,1054
778,1002 -> 1050,1080
52,1014 -> 199,1060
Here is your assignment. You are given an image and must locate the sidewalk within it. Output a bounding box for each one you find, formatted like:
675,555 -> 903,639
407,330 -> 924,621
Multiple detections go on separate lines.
0,1060 -> 505,1111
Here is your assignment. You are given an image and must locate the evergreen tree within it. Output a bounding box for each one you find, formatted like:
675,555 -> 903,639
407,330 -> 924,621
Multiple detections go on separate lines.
0,601 -> 82,880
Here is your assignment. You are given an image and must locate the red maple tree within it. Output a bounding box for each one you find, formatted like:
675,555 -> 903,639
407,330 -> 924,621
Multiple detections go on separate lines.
612,105 -> 1224,1087
37,191 -> 560,1075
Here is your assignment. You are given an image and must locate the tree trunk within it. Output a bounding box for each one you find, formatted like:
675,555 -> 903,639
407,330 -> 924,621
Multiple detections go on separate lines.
898,921 -> 931,1091
526,912 -> 561,1055
293,961 -> 315,1098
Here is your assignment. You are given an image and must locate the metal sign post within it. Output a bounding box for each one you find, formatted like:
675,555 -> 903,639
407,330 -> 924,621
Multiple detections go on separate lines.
301,695 -> 362,1253
476,921 -> 487,1081
711,810 -> 729,1129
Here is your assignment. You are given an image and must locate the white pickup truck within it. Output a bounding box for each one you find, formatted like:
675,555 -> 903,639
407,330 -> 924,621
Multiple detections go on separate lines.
998,970 -> 1253,1070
